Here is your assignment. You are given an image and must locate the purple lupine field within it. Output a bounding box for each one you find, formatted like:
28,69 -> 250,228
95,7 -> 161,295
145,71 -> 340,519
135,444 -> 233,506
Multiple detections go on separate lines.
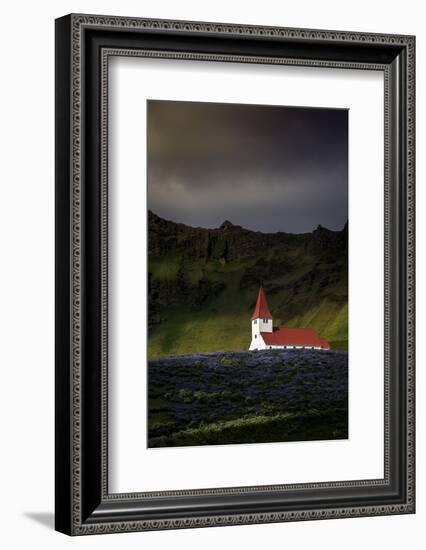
148,349 -> 348,448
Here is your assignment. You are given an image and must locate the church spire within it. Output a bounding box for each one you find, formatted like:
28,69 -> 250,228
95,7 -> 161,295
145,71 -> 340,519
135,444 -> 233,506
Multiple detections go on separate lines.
251,286 -> 273,320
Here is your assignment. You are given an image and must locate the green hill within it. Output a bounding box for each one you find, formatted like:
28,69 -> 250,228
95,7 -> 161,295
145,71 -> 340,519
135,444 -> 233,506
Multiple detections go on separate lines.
148,211 -> 348,359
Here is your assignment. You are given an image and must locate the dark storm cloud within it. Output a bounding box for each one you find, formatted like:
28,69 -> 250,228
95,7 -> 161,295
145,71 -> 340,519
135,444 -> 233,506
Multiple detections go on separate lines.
147,100 -> 348,233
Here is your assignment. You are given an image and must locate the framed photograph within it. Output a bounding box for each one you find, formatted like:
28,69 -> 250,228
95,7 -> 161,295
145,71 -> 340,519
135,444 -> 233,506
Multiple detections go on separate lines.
55,14 -> 415,535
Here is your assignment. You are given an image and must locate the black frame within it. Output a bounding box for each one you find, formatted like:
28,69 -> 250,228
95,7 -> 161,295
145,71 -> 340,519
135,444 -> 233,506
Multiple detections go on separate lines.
55,14 -> 415,535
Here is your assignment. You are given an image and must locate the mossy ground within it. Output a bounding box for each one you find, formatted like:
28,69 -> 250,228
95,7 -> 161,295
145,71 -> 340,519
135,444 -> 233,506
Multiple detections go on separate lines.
148,349 -> 348,448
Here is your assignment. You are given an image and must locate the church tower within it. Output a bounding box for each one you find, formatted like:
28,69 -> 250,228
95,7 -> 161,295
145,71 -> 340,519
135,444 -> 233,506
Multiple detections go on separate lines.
249,286 -> 273,350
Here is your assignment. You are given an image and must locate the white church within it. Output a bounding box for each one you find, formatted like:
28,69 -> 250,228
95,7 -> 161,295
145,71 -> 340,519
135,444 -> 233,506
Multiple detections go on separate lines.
249,286 -> 330,351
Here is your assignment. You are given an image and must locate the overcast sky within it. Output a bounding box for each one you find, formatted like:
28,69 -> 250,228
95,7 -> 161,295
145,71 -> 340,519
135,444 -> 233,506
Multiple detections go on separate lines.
147,100 -> 348,233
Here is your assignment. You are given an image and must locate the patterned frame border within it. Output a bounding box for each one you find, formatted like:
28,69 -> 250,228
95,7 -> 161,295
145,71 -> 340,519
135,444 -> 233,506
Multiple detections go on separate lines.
67,14 -> 415,535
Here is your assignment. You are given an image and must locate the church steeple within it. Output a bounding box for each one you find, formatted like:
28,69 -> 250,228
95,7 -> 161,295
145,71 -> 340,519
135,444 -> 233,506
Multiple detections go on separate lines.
251,286 -> 272,320
249,286 -> 273,349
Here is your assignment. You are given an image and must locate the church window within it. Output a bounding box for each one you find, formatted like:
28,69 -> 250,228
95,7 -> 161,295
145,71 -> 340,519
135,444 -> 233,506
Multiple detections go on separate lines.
254,334 -> 257,338
254,319 -> 257,324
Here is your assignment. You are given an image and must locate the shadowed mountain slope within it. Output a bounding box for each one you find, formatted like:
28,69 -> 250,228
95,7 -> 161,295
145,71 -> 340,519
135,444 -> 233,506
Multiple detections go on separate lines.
148,211 -> 348,359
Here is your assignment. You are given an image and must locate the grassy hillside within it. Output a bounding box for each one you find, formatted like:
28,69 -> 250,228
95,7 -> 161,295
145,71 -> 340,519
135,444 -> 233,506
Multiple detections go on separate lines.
148,212 -> 348,359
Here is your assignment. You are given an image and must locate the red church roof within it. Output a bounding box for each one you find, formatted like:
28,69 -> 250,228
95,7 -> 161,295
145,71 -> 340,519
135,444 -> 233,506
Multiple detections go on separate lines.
261,327 -> 330,349
251,286 -> 273,320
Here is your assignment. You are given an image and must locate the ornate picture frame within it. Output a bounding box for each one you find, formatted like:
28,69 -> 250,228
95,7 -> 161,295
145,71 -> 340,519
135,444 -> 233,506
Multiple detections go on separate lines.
55,14 -> 415,535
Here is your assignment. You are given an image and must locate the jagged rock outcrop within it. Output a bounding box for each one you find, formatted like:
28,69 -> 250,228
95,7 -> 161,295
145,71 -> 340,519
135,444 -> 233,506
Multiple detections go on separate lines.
148,210 -> 338,262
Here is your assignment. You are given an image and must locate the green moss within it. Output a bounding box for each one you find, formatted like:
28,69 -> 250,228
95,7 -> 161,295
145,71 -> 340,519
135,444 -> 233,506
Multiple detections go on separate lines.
149,256 -> 181,280
330,340 -> 349,351
148,409 -> 348,448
